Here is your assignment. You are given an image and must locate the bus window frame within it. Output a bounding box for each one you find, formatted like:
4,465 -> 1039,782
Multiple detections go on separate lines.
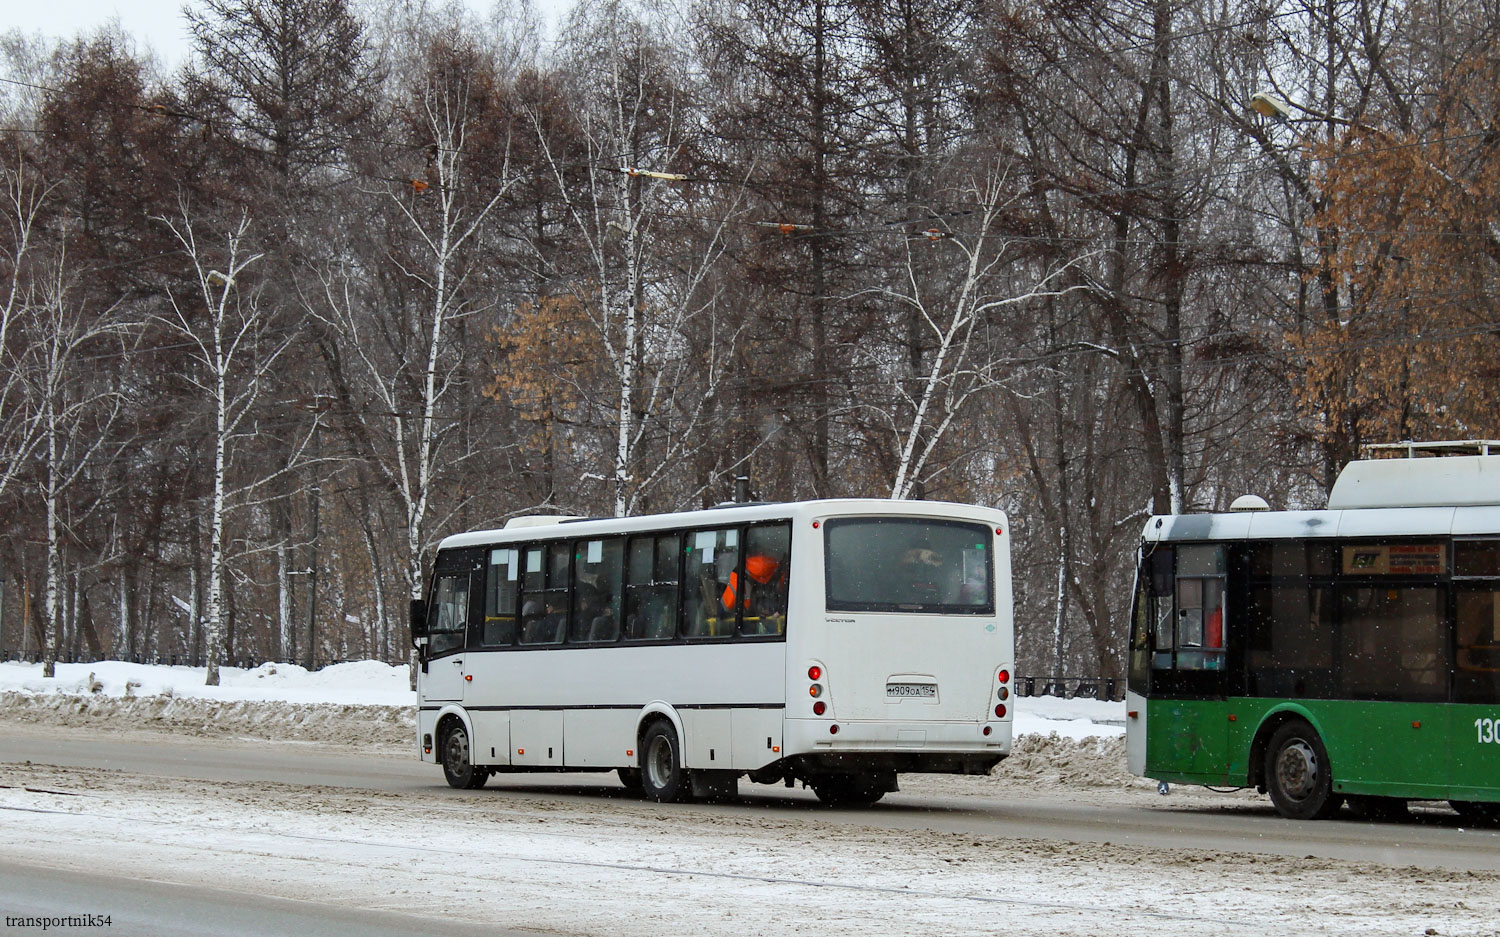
457,520 -> 796,653
421,547 -> 485,661
822,516 -> 996,615
1139,543 -> 1230,700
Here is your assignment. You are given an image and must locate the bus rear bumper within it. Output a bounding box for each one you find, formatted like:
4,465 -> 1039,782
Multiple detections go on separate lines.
785,717 -> 1010,763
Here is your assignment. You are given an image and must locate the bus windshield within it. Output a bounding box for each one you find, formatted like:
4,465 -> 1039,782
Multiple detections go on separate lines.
824,517 -> 993,613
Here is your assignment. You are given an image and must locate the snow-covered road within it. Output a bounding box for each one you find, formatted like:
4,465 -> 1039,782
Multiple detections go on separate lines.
2,661 -> 1498,936
3,757 -> 1498,937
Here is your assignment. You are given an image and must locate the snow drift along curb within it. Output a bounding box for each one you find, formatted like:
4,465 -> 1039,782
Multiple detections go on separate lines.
0,691 -> 414,747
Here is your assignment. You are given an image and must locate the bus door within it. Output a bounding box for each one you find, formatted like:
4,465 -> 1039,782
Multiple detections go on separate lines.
1452,541 -> 1500,799
1141,543 -> 1232,782
423,554 -> 483,702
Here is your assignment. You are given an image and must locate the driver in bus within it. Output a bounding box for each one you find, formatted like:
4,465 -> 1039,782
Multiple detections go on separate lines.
722,543 -> 789,634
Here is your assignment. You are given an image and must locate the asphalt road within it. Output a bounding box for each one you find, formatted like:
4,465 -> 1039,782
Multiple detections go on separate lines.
0,858 -> 536,937
3,722 -> 1499,874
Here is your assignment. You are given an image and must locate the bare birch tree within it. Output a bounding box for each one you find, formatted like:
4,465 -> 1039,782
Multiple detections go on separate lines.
311,64 -> 520,608
158,204 -> 298,685
0,156 -> 51,501
17,231 -> 130,677
864,168 -> 1088,500
532,3 -> 747,515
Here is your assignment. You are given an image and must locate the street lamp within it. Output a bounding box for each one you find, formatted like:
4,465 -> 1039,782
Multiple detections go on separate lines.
1249,92 -> 1292,121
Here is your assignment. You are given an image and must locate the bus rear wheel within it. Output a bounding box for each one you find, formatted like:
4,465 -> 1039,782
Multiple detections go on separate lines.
640,721 -> 691,803
1264,721 -> 1341,820
809,773 -> 886,807
441,723 -> 488,790
1450,801 -> 1500,826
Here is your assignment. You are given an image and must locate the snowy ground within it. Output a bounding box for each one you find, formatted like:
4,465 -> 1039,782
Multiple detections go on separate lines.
2,661 -> 1497,936
2,759 -> 1497,937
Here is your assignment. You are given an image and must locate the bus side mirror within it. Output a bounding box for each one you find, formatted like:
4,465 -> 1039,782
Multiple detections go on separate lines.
1148,548 -> 1175,597
409,599 -> 428,645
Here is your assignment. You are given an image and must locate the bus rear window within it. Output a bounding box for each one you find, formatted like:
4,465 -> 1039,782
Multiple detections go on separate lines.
824,518 -> 993,614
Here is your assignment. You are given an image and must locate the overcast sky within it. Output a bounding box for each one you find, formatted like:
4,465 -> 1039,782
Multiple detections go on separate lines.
5,0 -> 568,70
8,0 -> 198,66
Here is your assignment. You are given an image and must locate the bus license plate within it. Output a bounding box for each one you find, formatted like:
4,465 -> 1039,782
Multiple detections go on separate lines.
887,683 -> 937,698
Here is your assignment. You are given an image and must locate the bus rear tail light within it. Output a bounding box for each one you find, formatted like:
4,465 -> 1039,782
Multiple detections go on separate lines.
998,669 -> 1010,684
997,686 -> 1009,700
808,662 -> 827,710
994,704 -> 1007,718
829,724 -> 839,735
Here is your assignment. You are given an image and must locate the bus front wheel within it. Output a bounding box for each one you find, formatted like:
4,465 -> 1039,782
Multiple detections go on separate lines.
441,722 -> 488,790
640,721 -> 691,803
1265,721 -> 1341,820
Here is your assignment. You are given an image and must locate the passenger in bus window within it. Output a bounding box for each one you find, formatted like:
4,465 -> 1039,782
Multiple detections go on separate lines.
898,541 -> 944,593
724,534 -> 789,634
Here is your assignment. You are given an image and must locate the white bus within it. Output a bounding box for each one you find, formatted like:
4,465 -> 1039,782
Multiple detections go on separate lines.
411,498 -> 1015,805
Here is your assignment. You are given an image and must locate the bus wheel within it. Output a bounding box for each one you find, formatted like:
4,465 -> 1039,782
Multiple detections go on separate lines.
441,723 -> 488,790
617,767 -> 643,790
1265,722 -> 1341,820
640,721 -> 691,803
1450,801 -> 1500,826
809,774 -> 886,807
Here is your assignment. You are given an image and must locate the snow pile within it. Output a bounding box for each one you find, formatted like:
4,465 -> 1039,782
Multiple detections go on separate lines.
0,659 -> 1124,751
0,659 -> 412,706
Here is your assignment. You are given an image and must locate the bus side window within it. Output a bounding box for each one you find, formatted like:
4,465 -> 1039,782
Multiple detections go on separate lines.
1128,566 -> 1152,692
1456,588 -> 1500,704
1173,545 -> 1226,671
1455,541 -> 1500,704
683,529 -> 739,639
625,534 -> 679,641
572,539 -> 623,643
428,574 -> 470,656
1146,547 -> 1175,669
520,544 -> 570,646
482,548 -> 519,647
740,523 -> 791,635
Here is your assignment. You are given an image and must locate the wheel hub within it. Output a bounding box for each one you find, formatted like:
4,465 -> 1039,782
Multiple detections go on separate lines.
647,735 -> 672,787
1275,740 -> 1319,800
445,729 -> 469,775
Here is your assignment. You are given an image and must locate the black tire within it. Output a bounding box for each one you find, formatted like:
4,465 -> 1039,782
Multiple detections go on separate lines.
1264,721 -> 1342,820
440,722 -> 488,790
1450,800 -> 1500,826
1346,795 -> 1409,822
617,767 -> 643,790
640,721 -> 691,803
809,773 -> 886,807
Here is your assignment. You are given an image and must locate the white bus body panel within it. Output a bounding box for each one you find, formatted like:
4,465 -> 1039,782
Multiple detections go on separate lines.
422,498 -> 1013,774
425,654 -> 465,702
1125,690 -> 1147,776
1327,454 -> 1500,509
471,710 -> 511,766
455,641 -> 787,771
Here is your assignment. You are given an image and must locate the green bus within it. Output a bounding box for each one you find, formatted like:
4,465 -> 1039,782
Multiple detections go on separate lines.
1126,442 -> 1500,821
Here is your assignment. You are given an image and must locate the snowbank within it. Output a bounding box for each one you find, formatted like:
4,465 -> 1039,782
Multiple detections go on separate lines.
0,659 -> 1124,750
0,659 -> 411,706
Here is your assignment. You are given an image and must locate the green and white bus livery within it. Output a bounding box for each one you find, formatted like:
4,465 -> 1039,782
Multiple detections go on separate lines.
1126,443 -> 1500,821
